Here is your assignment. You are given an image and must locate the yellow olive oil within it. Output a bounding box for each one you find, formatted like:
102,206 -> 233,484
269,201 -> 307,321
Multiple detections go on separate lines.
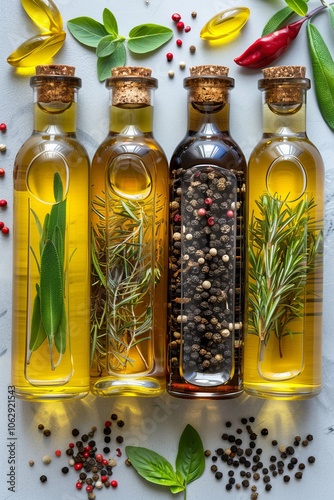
12,67 -> 90,400
244,67 -> 324,399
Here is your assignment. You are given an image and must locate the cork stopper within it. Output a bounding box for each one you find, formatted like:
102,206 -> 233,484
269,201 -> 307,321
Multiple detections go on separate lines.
185,65 -> 233,104
260,66 -> 309,104
33,65 -> 79,103
107,66 -> 157,107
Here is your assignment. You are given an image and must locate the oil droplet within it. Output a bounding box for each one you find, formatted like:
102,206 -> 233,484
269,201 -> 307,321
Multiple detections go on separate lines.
200,7 -> 250,42
108,154 -> 152,200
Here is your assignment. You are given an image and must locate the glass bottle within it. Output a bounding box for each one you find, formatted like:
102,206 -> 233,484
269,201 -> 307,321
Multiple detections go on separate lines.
167,65 -> 246,398
244,66 -> 324,399
12,65 -> 91,400
90,66 -> 168,397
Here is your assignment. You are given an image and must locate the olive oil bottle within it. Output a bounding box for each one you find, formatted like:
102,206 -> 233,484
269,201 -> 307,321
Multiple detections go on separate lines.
12,65 -> 90,401
167,65 -> 246,398
244,66 -> 324,399
90,66 -> 168,397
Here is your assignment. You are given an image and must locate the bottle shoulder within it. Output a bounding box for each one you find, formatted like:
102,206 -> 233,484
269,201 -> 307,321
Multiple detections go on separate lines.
92,134 -> 168,164
15,133 -> 90,163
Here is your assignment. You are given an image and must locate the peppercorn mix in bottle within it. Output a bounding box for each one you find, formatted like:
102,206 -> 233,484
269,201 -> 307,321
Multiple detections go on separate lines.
244,66 -> 324,399
90,66 -> 168,397
12,65 -> 90,400
167,65 -> 246,398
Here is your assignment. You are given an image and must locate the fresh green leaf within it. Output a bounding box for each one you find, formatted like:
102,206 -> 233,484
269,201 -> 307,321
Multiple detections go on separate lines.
97,42 -> 126,81
170,471 -> 186,494
176,424 -> 205,484
328,4 -> 334,32
307,21 -> 334,130
125,446 -> 184,488
54,302 -> 66,354
40,239 -> 63,338
128,24 -> 173,54
286,0 -> 308,17
29,286 -> 47,352
262,6 -> 295,36
67,17 -> 108,48
96,36 -> 120,58
102,8 -> 118,36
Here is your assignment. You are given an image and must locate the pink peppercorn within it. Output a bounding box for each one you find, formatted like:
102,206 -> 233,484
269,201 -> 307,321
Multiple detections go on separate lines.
205,198 -> 213,205
74,463 -> 83,471
197,208 -> 206,216
166,52 -> 173,61
111,480 -> 118,488
0,168 -> 5,176
227,210 -> 234,218
171,13 -> 181,22
185,26 -> 191,33
207,217 -> 215,226
1,226 -> 9,235
0,123 -> 7,132
0,199 -> 7,207
76,482 -> 83,490
176,39 -> 182,47
55,450 -> 61,457
86,485 -> 94,493
95,454 -> 103,463
176,21 -> 185,31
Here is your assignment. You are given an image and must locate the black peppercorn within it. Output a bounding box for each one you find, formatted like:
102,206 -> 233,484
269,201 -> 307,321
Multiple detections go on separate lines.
40,475 -> 47,483
215,471 -> 223,480
61,467 -> 69,474
72,428 -> 80,437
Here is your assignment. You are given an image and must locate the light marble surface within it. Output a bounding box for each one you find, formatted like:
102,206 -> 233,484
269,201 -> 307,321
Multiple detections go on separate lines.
1,1 -> 334,499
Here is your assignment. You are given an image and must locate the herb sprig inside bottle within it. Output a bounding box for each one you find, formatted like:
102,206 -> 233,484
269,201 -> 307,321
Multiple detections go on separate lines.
67,8 -> 173,81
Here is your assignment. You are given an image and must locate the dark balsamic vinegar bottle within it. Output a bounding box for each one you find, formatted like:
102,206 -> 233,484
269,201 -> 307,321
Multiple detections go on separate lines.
167,65 -> 246,398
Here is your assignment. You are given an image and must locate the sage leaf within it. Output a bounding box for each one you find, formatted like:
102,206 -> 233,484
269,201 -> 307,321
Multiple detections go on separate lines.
176,424 -> 205,485
262,6 -> 294,36
125,446 -> 184,489
67,17 -> 108,48
54,302 -> 66,354
102,8 -> 118,37
29,286 -> 47,353
96,36 -> 120,58
286,0 -> 308,17
307,21 -> 334,130
31,208 -> 43,237
48,173 -> 66,243
40,239 -> 63,338
21,0 -> 63,33
40,212 -> 50,255
128,24 -> 173,54
97,42 -> 126,81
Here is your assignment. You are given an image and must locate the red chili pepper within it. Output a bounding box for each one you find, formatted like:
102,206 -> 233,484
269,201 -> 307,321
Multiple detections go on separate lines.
234,18 -> 305,69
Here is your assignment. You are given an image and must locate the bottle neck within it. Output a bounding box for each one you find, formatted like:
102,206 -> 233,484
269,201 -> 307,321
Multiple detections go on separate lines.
109,103 -> 154,135
187,101 -> 230,134
260,81 -> 308,137
33,101 -> 77,134
31,75 -> 80,134
184,75 -> 233,135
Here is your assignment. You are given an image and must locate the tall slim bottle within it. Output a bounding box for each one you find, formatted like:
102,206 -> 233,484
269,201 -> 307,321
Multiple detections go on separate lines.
167,65 -> 246,398
90,66 -> 168,397
244,66 -> 324,399
12,65 -> 90,400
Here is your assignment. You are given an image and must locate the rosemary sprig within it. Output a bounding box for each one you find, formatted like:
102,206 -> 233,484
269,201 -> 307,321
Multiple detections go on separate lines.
91,192 -> 164,374
248,193 -> 322,358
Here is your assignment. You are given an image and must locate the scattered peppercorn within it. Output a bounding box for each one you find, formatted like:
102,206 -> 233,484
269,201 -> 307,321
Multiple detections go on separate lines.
40,475 -> 47,483
189,45 -> 196,54
191,11 -> 197,18
176,21 -> 185,31
0,144 -> 6,152
117,420 -> 124,428
171,13 -> 181,22
0,168 -> 5,176
0,123 -> 7,132
43,429 -> 51,437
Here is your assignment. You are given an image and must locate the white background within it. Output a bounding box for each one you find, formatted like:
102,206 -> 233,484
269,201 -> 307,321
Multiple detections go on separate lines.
1,1 -> 334,499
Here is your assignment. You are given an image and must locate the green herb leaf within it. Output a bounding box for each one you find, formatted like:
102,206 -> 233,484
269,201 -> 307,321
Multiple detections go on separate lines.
54,302 -> 66,354
125,446 -> 184,489
262,6 -> 295,36
67,17 -> 108,48
176,424 -> 205,485
29,285 -> 47,352
96,36 -> 120,58
286,0 -> 308,17
97,42 -> 126,81
128,24 -> 173,54
328,4 -> 334,31
102,8 -> 118,36
307,21 -> 334,130
40,239 -> 63,338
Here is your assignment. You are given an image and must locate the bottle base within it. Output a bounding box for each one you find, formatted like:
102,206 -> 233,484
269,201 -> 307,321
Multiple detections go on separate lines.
14,388 -> 89,402
90,376 -> 165,397
167,385 -> 243,400
244,384 -> 321,400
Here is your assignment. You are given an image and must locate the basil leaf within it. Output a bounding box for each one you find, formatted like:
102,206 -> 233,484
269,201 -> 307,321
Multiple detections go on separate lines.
40,239 -> 63,338
286,0 -> 308,17
262,6 -> 294,36
176,424 -> 205,485
103,8 -> 118,36
170,471 -> 187,494
97,42 -> 126,81
67,17 -> 108,48
307,21 -> 334,130
128,24 -> 173,54
97,36 -> 119,58
125,446 -> 184,488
